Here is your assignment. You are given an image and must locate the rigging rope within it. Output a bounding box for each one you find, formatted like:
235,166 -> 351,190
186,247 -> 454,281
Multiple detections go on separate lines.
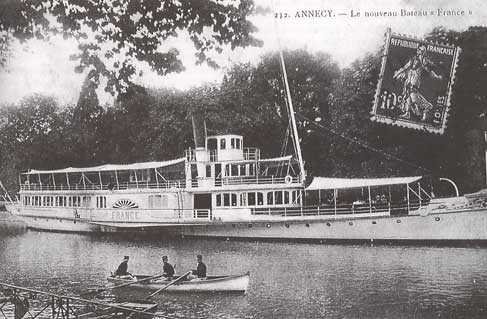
295,112 -> 432,173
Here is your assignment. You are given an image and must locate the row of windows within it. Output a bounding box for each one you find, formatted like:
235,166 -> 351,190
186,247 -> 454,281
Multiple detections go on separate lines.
215,190 -> 302,208
22,195 -> 92,208
208,137 -> 242,150
204,163 -> 255,178
224,163 -> 255,177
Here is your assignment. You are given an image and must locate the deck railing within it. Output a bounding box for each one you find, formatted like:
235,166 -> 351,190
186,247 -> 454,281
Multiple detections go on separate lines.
243,148 -> 260,160
251,199 -> 430,217
221,175 -> 300,186
20,180 -> 187,192
20,175 -> 301,192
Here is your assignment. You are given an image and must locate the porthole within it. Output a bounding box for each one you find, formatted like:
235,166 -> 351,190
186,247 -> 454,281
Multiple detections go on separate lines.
248,223 -> 253,228
435,217 -> 440,222
285,223 -> 290,228
73,220 -> 77,224
372,221 -> 377,225
59,219 -> 62,223
396,219 -> 401,224
305,223 -> 310,227
266,224 -> 271,228
349,222 -> 353,226
326,222 -> 331,227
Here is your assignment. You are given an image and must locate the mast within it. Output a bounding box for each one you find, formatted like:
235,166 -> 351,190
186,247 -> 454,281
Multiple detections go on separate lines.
279,51 -> 306,182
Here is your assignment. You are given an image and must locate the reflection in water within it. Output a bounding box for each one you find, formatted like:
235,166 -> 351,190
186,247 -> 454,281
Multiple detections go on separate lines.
0,231 -> 487,318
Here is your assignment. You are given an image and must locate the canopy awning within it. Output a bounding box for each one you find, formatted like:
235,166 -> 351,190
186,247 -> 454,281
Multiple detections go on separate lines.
259,155 -> 293,163
23,157 -> 186,175
306,176 -> 423,190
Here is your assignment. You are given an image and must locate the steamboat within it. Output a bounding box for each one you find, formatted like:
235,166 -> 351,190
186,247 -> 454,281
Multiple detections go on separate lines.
6,55 -> 487,243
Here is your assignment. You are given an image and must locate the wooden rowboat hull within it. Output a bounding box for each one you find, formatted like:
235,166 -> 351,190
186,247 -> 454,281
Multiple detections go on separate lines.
107,272 -> 250,293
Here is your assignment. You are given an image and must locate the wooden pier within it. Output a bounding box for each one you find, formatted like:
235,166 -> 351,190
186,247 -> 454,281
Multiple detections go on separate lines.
0,282 -> 165,319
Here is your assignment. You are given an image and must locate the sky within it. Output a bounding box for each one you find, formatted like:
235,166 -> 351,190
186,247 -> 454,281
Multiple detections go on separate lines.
0,0 -> 486,105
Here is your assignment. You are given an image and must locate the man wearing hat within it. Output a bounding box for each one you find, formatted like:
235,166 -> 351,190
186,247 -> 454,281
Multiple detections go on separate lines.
114,256 -> 131,277
162,256 -> 175,280
189,254 -> 207,280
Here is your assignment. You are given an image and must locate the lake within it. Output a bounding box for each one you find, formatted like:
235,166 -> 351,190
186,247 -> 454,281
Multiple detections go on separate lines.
1,229 -> 487,318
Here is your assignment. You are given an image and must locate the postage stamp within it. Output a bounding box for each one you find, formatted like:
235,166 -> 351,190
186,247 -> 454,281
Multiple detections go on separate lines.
371,29 -> 461,134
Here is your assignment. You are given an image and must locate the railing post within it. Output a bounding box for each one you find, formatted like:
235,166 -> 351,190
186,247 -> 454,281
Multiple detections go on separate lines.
317,205 -> 320,215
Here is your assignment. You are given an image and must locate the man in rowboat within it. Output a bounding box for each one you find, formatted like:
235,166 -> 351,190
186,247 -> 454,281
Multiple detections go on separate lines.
162,255 -> 175,280
114,256 -> 132,278
188,254 -> 207,280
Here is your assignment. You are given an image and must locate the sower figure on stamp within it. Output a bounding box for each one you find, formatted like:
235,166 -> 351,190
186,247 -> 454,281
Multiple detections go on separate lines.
393,45 -> 442,121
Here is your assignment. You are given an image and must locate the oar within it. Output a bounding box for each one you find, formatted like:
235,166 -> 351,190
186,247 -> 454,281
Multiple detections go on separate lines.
81,274 -> 165,296
145,271 -> 191,299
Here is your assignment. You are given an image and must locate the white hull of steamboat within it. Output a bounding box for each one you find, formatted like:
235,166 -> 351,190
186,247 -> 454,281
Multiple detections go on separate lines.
7,194 -> 487,243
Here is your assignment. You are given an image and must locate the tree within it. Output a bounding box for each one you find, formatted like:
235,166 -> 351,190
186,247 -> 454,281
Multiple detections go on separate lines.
214,50 -> 340,175
0,94 -> 70,190
0,0 -> 262,93
70,71 -> 105,164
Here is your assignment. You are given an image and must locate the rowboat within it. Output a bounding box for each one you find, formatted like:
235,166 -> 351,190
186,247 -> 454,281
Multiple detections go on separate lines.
107,272 -> 250,293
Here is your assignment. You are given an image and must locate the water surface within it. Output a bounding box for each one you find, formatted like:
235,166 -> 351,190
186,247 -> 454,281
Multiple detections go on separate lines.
1,230 -> 487,318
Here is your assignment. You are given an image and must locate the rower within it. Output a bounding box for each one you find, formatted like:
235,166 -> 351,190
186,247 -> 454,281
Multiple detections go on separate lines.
114,256 -> 132,278
188,254 -> 206,280
162,255 -> 175,280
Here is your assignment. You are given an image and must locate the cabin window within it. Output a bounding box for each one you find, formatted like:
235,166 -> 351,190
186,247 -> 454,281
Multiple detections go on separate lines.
236,139 -> 241,149
60,196 -> 65,207
149,195 -> 162,208
240,193 -> 247,206
239,165 -> 246,176
231,138 -> 235,149
216,194 -> 222,207
82,196 -> 91,207
248,192 -> 256,206
248,164 -> 255,176
257,192 -> 264,206
223,193 -> 230,206
206,165 -> 211,178
292,191 -> 301,204
275,191 -> 283,205
96,196 -> 106,208
225,165 -> 229,177
220,138 -> 226,150
231,194 -> 237,206
267,192 -> 274,205
231,165 -> 238,176
284,191 -> 290,204
207,138 -> 217,150
161,195 -> 168,208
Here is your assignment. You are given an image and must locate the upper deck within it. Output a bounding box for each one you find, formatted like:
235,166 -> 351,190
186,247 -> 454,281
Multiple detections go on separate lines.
185,134 -> 260,163
19,133 -> 302,193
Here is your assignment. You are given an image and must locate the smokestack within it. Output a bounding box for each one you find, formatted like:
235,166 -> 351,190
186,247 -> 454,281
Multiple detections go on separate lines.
191,111 -> 207,149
